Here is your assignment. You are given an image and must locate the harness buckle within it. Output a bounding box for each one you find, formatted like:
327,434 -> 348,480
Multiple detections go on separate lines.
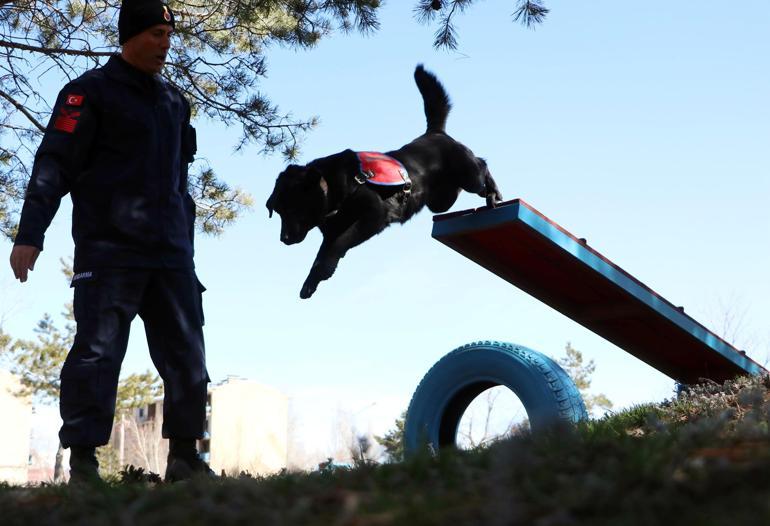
355,170 -> 374,185
398,169 -> 412,194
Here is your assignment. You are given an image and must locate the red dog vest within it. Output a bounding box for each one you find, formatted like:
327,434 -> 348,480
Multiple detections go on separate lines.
355,151 -> 411,189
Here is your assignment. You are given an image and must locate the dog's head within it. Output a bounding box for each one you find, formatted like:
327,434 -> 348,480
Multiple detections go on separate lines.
266,164 -> 329,245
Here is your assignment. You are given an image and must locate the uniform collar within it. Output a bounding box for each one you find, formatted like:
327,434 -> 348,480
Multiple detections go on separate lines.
103,54 -> 161,94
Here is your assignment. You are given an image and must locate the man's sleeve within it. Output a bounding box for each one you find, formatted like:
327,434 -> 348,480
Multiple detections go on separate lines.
14,82 -> 97,250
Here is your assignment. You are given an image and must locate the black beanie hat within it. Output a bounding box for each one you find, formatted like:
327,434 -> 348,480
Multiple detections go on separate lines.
118,0 -> 176,45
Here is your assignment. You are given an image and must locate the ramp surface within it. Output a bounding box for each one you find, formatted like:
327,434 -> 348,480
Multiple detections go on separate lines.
432,199 -> 766,384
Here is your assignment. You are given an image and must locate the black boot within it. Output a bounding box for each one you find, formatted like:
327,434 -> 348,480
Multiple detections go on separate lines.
69,446 -> 101,484
164,439 -> 216,482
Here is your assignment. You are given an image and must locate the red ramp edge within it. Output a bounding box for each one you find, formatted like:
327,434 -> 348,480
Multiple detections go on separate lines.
432,199 -> 767,384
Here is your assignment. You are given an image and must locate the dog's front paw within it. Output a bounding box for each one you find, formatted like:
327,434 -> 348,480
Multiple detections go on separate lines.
486,191 -> 503,208
301,255 -> 340,298
300,280 -> 318,299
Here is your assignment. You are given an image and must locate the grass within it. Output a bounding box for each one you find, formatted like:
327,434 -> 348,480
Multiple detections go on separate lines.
3,375 -> 770,525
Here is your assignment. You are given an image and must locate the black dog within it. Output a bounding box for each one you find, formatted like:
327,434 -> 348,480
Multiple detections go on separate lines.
266,64 -> 503,299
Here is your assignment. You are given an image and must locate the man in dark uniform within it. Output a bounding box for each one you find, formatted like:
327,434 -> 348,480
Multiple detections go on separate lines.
9,0 -> 213,483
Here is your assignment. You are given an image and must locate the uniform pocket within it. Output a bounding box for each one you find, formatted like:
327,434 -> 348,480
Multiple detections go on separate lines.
184,193 -> 197,242
60,362 -> 99,407
182,124 -> 197,163
196,276 -> 206,326
71,271 -> 99,322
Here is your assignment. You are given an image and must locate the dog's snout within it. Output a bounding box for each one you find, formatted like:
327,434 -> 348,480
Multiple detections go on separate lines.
281,229 -> 299,245
280,227 -> 307,245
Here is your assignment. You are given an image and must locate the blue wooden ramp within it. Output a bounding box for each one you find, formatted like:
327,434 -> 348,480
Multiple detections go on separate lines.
432,199 -> 767,384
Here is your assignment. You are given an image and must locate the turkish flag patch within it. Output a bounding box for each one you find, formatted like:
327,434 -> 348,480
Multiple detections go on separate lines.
65,94 -> 84,106
53,107 -> 81,133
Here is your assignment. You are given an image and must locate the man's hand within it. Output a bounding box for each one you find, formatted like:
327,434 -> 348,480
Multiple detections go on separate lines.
10,245 -> 41,283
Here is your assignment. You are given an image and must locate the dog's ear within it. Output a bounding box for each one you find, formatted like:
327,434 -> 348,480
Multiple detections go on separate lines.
307,166 -> 323,180
319,176 -> 328,196
307,166 -> 328,196
284,164 -> 305,178
265,194 -> 275,218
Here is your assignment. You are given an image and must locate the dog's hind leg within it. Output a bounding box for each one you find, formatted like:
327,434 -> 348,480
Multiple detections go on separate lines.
454,157 -> 503,208
425,189 -> 461,214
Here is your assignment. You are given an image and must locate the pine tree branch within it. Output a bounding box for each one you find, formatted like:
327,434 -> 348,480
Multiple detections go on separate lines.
0,122 -> 35,134
0,38 -> 114,57
167,66 -> 314,133
513,0 -> 549,28
0,87 -> 45,131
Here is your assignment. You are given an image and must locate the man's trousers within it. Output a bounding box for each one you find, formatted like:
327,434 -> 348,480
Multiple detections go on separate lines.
59,268 -> 208,448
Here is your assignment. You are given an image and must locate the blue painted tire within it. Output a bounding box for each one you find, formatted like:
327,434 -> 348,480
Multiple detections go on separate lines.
404,341 -> 588,455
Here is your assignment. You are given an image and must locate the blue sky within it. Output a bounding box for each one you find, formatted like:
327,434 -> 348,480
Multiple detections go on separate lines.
2,1 -> 769,460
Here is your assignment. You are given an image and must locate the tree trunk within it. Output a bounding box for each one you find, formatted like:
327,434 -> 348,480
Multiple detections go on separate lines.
53,442 -> 65,483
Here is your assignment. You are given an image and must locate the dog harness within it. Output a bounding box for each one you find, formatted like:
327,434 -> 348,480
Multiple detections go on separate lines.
355,151 -> 411,193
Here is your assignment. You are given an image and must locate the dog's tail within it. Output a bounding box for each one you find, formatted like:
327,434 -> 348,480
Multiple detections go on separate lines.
414,64 -> 451,133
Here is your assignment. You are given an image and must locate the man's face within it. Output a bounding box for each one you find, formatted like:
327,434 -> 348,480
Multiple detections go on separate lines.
122,24 -> 173,75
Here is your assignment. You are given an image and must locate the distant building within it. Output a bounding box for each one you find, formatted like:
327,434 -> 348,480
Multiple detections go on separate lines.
112,376 -> 288,476
0,370 -> 32,484
205,376 -> 288,475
